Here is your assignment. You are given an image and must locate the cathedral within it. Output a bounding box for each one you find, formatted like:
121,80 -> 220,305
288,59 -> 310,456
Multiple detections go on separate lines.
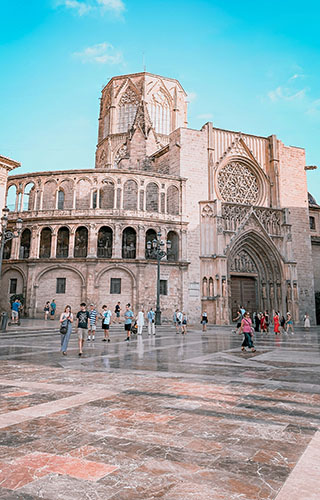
1,72 -> 317,324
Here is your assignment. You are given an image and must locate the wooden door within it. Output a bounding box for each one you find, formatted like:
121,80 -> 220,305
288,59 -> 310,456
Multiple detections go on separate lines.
231,276 -> 257,319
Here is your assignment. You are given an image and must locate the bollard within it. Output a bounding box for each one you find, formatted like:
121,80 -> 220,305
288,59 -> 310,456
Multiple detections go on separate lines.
1,312 -> 8,332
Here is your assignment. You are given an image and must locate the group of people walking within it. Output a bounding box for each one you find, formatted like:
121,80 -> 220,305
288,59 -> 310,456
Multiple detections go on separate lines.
59,302 -> 158,356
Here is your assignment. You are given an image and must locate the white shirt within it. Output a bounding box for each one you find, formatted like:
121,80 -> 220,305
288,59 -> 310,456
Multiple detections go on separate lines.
137,311 -> 144,326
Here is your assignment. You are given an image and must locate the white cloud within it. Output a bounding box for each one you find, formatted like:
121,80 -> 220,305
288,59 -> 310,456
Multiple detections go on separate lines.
196,113 -> 213,120
289,73 -> 305,81
268,86 -> 307,102
73,42 -> 123,64
54,0 -> 125,16
97,0 -> 125,14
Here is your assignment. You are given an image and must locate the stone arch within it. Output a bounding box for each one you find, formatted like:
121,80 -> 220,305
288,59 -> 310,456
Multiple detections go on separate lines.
1,266 -> 26,311
22,182 -> 36,211
167,230 -> 179,261
123,179 -> 138,210
100,178 -> 115,209
39,227 -> 52,259
96,265 -> 136,312
117,83 -> 140,133
56,226 -> 70,258
35,265 -> 85,317
122,226 -> 136,259
97,226 -> 113,258
74,226 -> 88,258
42,180 -> 57,210
6,184 -> 18,212
167,185 -> 179,215
227,229 -> 285,318
58,179 -> 73,209
75,178 -> 92,209
145,228 -> 157,259
148,87 -> 172,135
215,156 -> 269,207
146,182 -> 159,212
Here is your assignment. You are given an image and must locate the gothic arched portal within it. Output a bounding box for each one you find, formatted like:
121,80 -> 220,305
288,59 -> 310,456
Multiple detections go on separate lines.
228,231 -> 284,319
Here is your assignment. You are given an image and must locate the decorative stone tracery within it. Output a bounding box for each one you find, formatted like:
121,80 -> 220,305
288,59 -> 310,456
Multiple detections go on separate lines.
217,162 -> 259,204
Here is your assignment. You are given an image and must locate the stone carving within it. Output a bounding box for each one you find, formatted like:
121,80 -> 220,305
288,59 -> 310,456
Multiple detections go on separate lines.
217,162 -> 259,204
114,144 -> 128,165
230,250 -> 257,273
221,203 -> 283,236
119,88 -> 139,106
201,204 -> 214,218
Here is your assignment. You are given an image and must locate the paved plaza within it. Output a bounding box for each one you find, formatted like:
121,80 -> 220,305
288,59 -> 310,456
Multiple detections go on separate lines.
0,322 -> 319,499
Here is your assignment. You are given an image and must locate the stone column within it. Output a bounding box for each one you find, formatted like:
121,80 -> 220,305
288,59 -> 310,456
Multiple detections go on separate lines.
30,226 -> 39,258
113,223 -> 122,259
88,224 -> 97,258
68,229 -> 75,258
137,225 -> 145,259
51,229 -> 57,258
11,234 -> 20,260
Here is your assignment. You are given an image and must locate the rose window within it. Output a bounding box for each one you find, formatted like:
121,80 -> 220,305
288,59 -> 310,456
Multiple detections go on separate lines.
217,162 -> 259,204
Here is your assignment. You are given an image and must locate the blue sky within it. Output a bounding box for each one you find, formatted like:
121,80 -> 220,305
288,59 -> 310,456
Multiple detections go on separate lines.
1,0 -> 319,200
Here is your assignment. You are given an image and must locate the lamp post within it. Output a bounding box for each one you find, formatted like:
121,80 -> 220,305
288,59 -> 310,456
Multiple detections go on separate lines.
0,207 -> 23,279
146,231 -> 171,325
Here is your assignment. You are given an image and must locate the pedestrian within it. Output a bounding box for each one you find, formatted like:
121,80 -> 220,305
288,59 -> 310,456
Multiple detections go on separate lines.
273,311 -> 280,334
265,310 -> 270,333
114,301 -> 121,323
260,312 -> 267,333
286,313 -> 294,335
304,313 -> 310,331
124,303 -> 134,341
240,311 -> 256,353
173,309 -> 180,333
176,310 -> 183,333
11,298 -> 21,324
147,307 -> 156,336
87,304 -> 98,341
50,299 -> 56,320
201,311 -> 208,332
232,310 -> 242,334
137,308 -> 145,335
101,304 -> 112,342
44,301 -> 50,320
59,305 -> 73,355
182,312 -> 188,334
254,312 -> 260,333
76,303 -> 90,356
280,314 -> 286,333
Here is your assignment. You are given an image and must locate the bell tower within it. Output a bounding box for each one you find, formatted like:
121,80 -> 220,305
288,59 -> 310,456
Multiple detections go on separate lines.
95,72 -> 188,170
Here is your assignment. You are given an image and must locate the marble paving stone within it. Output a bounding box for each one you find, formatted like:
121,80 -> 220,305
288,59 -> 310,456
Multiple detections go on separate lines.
0,326 -> 319,498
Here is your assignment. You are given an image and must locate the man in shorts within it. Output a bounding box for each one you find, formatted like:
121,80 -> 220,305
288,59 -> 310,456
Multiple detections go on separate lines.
114,302 -> 121,323
88,304 -> 98,341
76,303 -> 90,356
101,305 -> 112,342
124,303 -> 134,341
11,298 -> 21,324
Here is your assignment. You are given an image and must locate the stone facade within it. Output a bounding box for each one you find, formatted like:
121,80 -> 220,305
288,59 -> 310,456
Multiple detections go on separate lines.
1,72 -> 317,324
0,155 -> 20,213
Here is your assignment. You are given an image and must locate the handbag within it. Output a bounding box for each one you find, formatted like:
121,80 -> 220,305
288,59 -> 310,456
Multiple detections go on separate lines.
60,318 -> 68,335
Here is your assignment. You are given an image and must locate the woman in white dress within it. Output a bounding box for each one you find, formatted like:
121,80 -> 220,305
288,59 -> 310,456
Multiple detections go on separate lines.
137,309 -> 145,335
304,313 -> 310,331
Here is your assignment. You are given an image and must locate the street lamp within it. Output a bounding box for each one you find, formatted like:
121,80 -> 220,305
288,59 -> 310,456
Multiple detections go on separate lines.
0,207 -> 23,278
146,231 -> 171,325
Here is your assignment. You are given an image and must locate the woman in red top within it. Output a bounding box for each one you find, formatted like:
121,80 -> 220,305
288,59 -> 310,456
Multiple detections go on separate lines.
240,312 -> 256,352
273,312 -> 280,334
260,313 -> 267,333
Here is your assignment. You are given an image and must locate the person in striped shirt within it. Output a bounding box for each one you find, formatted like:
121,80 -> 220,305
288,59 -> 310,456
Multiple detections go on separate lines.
87,304 -> 98,341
